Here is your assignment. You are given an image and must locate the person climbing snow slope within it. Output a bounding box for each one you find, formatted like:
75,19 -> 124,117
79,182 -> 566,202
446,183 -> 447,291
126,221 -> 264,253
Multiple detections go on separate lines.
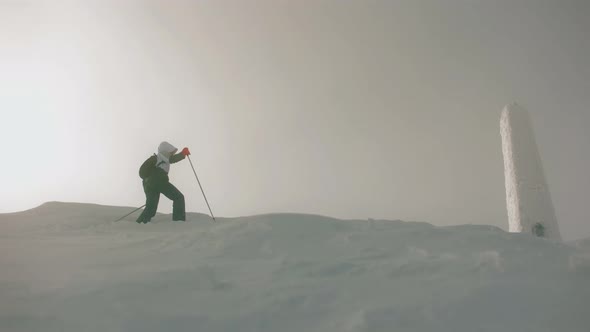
136,141 -> 190,223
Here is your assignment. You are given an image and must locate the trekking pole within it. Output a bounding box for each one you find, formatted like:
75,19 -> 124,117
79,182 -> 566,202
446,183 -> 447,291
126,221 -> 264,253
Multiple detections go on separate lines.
187,155 -> 216,221
114,204 -> 146,222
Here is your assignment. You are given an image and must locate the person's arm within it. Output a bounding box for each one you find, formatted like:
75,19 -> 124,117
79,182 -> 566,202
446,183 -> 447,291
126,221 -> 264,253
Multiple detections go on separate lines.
170,153 -> 185,163
170,147 -> 190,163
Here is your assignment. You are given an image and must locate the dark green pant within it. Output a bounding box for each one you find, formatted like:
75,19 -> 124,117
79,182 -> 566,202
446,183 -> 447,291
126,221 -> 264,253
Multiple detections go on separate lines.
137,179 -> 185,223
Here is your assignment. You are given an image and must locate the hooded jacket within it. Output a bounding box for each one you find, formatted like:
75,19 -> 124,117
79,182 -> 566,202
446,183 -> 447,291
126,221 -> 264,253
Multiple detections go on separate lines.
156,141 -> 184,174
143,141 -> 185,189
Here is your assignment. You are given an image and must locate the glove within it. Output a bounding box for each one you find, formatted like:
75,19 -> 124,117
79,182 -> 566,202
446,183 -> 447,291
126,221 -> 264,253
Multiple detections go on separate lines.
181,147 -> 191,156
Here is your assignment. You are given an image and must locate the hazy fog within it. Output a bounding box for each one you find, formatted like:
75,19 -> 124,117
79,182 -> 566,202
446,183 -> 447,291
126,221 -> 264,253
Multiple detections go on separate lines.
1,0 -> 589,240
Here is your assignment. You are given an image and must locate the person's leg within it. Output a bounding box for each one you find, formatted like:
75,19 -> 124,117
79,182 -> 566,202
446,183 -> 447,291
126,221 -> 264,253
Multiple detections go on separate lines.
161,182 -> 185,221
136,181 -> 161,223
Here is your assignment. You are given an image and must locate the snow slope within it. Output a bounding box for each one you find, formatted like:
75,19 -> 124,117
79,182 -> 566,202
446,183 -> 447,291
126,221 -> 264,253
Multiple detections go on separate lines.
1,202 -> 589,332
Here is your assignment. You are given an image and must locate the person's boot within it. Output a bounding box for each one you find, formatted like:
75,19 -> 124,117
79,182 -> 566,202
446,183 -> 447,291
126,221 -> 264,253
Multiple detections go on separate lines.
172,215 -> 186,222
172,199 -> 185,222
172,211 -> 186,222
136,216 -> 151,224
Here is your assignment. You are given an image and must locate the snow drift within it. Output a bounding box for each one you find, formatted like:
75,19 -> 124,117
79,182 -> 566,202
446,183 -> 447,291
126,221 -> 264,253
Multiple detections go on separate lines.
1,202 -> 589,332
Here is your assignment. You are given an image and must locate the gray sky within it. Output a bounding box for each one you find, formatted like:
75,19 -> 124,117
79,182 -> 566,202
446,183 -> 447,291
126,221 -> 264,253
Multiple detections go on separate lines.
1,0 -> 589,240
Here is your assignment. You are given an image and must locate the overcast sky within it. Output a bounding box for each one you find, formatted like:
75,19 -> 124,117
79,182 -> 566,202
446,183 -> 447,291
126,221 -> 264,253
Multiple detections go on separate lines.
1,0 -> 589,240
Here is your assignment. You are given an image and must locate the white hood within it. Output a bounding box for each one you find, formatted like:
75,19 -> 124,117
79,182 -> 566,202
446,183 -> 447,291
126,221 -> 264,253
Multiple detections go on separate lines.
158,141 -> 178,158
156,141 -> 178,174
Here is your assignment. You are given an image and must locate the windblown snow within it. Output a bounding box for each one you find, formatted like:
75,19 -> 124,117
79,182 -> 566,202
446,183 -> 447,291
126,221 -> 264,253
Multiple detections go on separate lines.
1,202 -> 589,332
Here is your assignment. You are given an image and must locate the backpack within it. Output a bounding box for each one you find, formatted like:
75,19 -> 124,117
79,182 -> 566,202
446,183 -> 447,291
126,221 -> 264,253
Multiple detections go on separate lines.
139,154 -> 157,179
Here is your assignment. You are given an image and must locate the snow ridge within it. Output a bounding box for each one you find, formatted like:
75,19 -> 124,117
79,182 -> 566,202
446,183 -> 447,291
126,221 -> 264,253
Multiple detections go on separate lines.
0,202 -> 588,332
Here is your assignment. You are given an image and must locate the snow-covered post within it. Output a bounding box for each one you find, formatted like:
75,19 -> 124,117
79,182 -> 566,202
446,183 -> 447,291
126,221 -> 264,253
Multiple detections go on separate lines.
500,103 -> 561,240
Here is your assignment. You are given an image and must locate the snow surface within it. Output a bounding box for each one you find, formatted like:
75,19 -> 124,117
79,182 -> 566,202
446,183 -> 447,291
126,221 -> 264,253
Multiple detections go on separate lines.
1,202 -> 589,332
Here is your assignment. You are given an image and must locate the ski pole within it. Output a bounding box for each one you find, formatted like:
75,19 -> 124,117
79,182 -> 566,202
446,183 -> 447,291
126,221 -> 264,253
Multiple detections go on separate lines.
187,155 -> 216,221
114,204 -> 146,222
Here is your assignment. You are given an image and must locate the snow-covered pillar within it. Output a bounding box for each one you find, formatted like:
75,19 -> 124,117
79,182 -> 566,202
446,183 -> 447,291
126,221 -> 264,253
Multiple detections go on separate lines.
500,103 -> 561,240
